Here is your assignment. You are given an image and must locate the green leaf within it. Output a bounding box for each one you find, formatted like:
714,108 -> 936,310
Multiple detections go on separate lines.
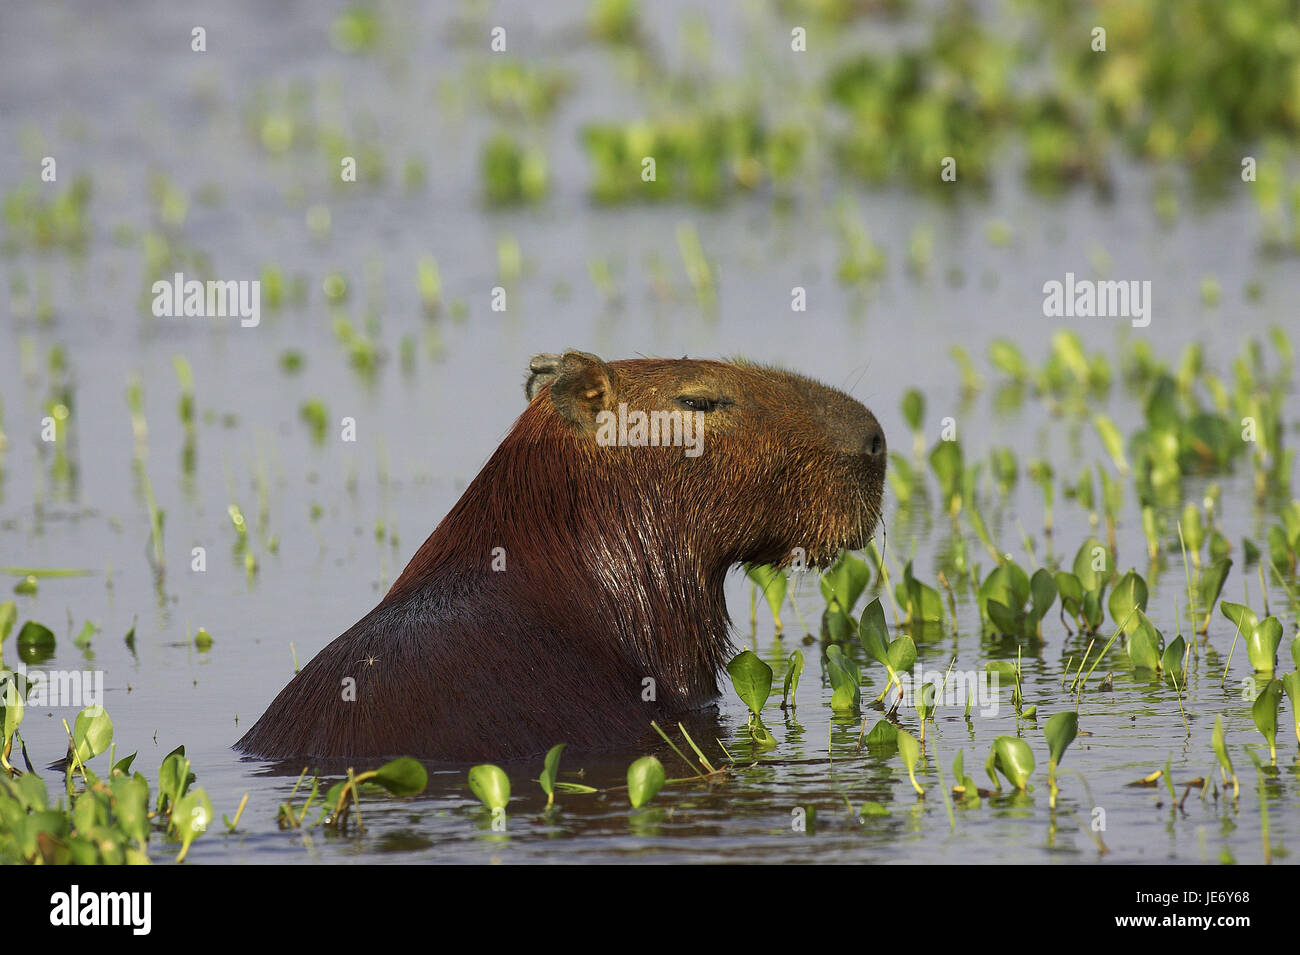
72,705 -> 114,764
1093,415 -> 1129,473
749,717 -> 777,749
1082,590 -> 1104,630
1162,635 -> 1187,681
1281,673 -> 1300,744
370,757 -> 428,796
1220,601 -> 1258,640
858,598 -> 890,666
902,562 -> 945,623
1073,538 -> 1112,592
819,552 -> 870,615
824,644 -> 860,712
989,339 -> 1029,380
901,388 -> 925,432
112,773 -> 150,847
886,634 -> 917,675
978,562 -> 1029,621
916,682 -> 936,723
864,718 -> 899,752
888,453 -> 915,505
112,751 -> 137,776
539,743 -> 565,803
16,621 -> 55,660
929,439 -> 964,508
821,603 -> 854,642
0,600 -> 17,644
1251,679 -> 1283,763
896,728 -> 924,795
1211,714 -> 1234,778
726,649 -> 773,718
1055,571 -> 1083,614
1197,557 -> 1232,626
745,564 -> 788,630
1,671 -> 29,741
782,649 -> 804,708
156,745 -> 189,814
73,620 -> 95,649
987,599 -> 1020,636
627,755 -> 666,808
1028,568 -> 1057,623
1044,711 -> 1078,768
467,764 -> 511,810
1127,612 -> 1165,671
170,788 -> 213,862
986,736 -> 1035,790
1107,570 -> 1148,635
1245,616 -> 1283,672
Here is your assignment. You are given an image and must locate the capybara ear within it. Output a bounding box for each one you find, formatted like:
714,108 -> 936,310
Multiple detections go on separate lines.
526,351 -> 617,428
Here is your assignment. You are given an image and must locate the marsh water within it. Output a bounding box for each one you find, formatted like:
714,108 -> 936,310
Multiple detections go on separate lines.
1,0 -> 1298,864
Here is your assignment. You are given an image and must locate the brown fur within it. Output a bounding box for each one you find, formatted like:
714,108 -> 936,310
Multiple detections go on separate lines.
236,351 -> 886,761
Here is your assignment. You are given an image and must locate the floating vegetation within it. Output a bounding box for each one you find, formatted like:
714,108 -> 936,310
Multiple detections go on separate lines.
481,134 -> 549,205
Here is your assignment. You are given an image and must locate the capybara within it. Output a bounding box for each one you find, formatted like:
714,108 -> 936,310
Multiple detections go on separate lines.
236,351 -> 886,761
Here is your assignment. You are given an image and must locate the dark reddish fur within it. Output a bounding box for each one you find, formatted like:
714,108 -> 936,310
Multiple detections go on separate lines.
236,356 -> 884,761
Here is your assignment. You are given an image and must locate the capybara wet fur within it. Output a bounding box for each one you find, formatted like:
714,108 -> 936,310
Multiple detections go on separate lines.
237,351 -> 886,762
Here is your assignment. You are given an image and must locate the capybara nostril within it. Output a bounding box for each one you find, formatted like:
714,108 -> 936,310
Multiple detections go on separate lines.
864,419 -> 886,460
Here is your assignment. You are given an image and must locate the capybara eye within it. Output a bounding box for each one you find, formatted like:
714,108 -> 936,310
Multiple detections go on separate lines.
675,395 -> 724,413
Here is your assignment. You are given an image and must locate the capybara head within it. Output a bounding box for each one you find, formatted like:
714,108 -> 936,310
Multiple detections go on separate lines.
522,350 -> 886,571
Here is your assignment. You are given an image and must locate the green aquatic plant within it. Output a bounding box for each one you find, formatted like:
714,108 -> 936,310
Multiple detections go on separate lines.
894,559 -> 945,627
887,453 -> 916,505
0,708 -> 244,864
950,749 -> 982,805
627,755 -> 666,808
481,134 -> 548,205
1108,570 -> 1149,636
538,743 -> 565,810
897,728 -> 924,797
1221,602 -> 1284,672
468,764 -> 511,811
1211,714 -> 1238,801
781,648 -> 804,710
745,563 -> 787,634
727,649 -> 776,747
979,562 -> 1057,640
1126,611 -> 1165,672
581,109 -> 804,205
1044,710 -> 1078,810
824,644 -> 860,712
321,757 -> 427,834
858,598 -> 915,701
901,388 -> 925,459
929,439 -> 964,515
1251,679 -> 1284,765
1196,557 -> 1233,635
819,550 -> 870,639
1056,537 -> 1114,634
985,736 -> 1034,792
